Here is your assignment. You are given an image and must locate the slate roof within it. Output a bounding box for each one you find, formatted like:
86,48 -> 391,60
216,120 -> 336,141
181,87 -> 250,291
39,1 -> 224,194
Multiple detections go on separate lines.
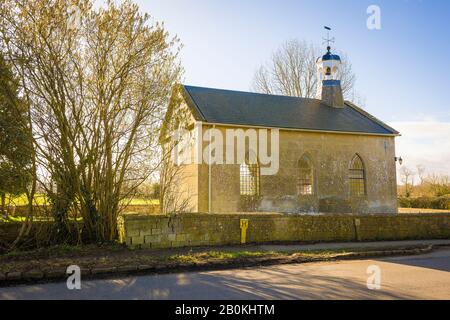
181,85 -> 399,136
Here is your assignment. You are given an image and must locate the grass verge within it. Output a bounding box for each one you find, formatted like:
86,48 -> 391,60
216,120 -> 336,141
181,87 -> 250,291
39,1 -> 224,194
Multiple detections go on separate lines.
0,242 -> 434,285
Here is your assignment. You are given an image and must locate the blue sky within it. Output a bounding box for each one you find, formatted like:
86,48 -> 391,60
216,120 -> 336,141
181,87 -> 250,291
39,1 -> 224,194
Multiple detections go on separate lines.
137,0 -> 450,176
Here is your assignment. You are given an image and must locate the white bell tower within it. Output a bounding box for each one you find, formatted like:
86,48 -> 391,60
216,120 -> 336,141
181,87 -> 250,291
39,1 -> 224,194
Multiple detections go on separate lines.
316,27 -> 344,107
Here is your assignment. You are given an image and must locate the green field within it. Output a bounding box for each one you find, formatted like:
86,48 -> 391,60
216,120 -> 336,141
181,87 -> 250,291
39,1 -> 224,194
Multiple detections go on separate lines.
121,198 -> 159,205
4,194 -> 159,206
1,194 -> 159,223
4,194 -> 48,206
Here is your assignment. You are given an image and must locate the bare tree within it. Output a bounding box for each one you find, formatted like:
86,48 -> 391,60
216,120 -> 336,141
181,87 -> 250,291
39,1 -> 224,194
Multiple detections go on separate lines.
252,39 -> 357,100
427,173 -> 450,197
416,164 -> 426,185
400,166 -> 415,198
0,0 -> 182,241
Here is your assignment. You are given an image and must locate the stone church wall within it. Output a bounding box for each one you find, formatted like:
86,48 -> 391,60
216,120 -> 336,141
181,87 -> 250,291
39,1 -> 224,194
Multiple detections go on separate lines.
195,125 -> 398,214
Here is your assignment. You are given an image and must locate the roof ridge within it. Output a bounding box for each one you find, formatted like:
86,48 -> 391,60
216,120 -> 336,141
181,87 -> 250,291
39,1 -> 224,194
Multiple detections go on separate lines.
183,84 -> 323,103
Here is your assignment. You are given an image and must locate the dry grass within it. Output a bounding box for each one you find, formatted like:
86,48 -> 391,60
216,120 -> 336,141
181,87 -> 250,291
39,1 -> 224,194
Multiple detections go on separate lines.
398,207 -> 450,214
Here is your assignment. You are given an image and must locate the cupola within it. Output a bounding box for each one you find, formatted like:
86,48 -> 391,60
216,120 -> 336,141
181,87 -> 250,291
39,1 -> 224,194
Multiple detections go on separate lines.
316,27 -> 345,108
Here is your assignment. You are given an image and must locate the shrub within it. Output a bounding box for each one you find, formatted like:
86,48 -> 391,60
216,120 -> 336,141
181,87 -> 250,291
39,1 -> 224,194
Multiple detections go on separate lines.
398,197 -> 412,208
398,195 -> 450,210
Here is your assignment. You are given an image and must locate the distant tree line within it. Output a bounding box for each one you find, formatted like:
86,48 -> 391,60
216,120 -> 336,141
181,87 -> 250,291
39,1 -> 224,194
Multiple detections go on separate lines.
398,165 -> 450,210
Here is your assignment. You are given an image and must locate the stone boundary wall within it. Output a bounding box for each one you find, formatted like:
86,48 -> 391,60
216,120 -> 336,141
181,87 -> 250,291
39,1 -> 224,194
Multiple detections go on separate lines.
0,222 -> 83,250
120,213 -> 450,248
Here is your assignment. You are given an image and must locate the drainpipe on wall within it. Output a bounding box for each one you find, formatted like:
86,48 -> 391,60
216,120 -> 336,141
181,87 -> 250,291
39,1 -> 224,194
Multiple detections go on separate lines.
208,125 -> 215,213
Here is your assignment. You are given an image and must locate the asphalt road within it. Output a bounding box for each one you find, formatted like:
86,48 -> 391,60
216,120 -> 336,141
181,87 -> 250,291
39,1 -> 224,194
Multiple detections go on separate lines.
1,248 -> 449,300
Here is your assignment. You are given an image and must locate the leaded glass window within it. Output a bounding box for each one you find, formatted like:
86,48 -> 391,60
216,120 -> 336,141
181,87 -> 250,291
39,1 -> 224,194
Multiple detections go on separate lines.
298,155 -> 313,195
349,154 -> 366,196
240,162 -> 260,196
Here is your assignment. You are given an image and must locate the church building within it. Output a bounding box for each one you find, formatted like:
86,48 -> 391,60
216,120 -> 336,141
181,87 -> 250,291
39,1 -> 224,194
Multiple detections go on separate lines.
161,45 -> 400,215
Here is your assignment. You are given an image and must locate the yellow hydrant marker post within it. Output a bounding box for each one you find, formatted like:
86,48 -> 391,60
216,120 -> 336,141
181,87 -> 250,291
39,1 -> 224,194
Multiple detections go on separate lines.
240,219 -> 249,244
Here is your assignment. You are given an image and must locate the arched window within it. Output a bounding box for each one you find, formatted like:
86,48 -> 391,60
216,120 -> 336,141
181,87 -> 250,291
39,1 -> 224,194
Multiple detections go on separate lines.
298,154 -> 314,195
349,154 -> 366,196
240,158 -> 260,196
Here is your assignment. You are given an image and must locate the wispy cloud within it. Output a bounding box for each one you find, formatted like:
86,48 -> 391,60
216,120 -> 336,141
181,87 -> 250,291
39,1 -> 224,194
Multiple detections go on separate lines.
389,120 -> 450,176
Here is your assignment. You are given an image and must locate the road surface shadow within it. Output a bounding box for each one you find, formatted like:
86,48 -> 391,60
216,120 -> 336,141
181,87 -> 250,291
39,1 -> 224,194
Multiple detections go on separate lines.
194,265 -> 414,300
0,265 -> 414,300
373,247 -> 450,273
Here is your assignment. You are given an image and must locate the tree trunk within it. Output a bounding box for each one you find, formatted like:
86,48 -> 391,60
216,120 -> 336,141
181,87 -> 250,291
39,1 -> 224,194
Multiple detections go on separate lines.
0,192 -> 6,216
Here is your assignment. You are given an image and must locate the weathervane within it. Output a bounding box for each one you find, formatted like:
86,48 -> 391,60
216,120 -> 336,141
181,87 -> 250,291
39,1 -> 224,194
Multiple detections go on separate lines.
322,26 -> 335,52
